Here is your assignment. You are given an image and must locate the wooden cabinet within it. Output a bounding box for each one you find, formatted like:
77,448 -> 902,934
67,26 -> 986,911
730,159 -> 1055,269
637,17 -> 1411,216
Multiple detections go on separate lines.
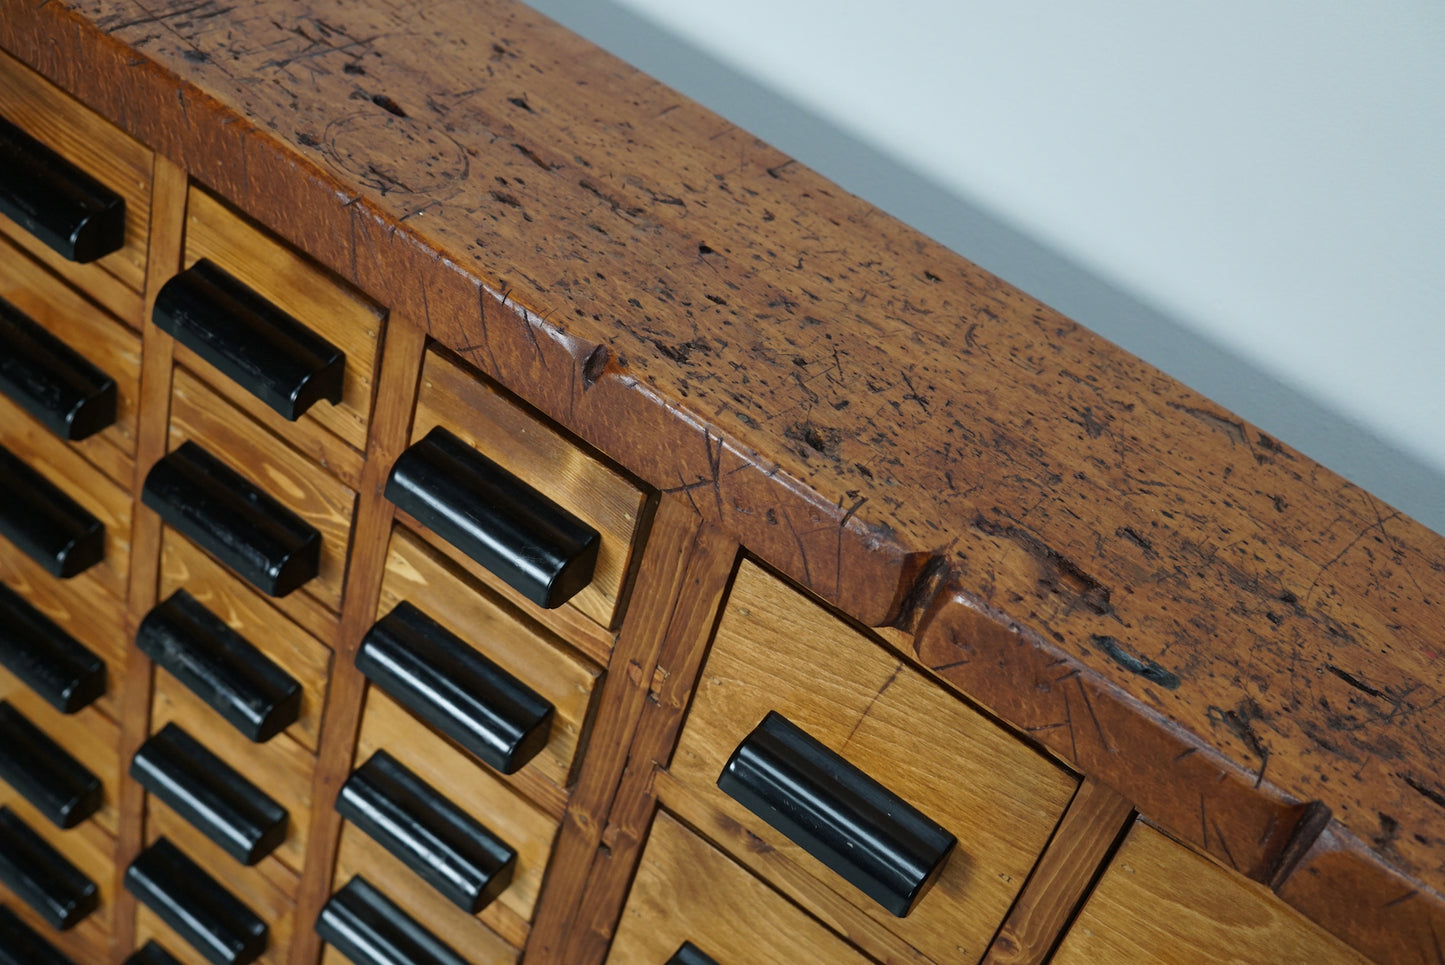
0,6 -> 1439,965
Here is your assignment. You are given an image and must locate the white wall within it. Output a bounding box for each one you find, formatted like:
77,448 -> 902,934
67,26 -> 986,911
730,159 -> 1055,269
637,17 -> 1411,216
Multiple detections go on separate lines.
524,0 -> 1445,535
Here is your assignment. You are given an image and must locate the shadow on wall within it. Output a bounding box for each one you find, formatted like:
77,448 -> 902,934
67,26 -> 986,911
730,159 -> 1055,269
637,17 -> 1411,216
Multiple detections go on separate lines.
523,0 -> 1444,538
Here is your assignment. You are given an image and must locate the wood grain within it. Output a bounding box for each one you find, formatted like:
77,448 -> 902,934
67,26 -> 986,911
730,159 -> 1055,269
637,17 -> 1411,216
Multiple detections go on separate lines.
159,529 -> 333,752
0,231 -> 143,483
607,810 -> 872,965
377,527 -> 602,793
1052,822 -> 1372,965
0,48 -> 151,312
669,562 -> 1077,964
410,347 -> 648,631
183,187 -> 384,454
981,778 -> 1134,965
167,368 -> 357,629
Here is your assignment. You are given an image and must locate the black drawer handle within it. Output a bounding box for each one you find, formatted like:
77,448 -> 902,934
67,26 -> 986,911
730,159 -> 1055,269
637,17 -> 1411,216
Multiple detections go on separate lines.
717,711 -> 956,918
338,750 -> 516,914
152,258 -> 345,421
141,441 -> 321,598
668,942 -> 720,965
357,601 -> 552,775
0,115 -> 126,264
0,582 -> 105,714
385,426 -> 600,610
125,837 -> 267,965
0,701 -> 102,829
0,904 -> 76,965
135,590 -> 302,742
316,875 -> 468,965
0,806 -> 98,931
131,723 -> 288,867
0,295 -> 117,441
124,941 -> 184,965
0,443 -> 104,579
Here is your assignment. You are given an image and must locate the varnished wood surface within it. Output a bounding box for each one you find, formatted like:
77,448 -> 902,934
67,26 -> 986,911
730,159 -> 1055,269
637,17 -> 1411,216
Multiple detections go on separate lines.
1052,822 -> 1372,965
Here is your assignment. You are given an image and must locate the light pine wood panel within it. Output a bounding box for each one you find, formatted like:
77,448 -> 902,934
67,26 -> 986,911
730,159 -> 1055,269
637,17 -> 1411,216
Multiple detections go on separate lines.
669,562 -> 1077,965
332,823 -> 524,961
411,348 -> 647,631
378,528 -> 602,792
0,546 -> 127,721
0,412 -> 132,600
1052,823 -> 1373,965
183,187 -> 384,453
0,671 -> 120,836
159,529 -> 333,752
0,233 -> 142,479
150,677 -> 314,875
0,49 -> 151,305
354,687 -> 558,924
142,806 -> 297,964
608,811 -> 872,965
167,367 -> 357,624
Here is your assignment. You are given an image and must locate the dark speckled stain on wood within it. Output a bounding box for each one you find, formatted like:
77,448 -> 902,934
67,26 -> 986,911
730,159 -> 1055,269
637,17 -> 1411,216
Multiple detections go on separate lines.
12,0 -> 1442,958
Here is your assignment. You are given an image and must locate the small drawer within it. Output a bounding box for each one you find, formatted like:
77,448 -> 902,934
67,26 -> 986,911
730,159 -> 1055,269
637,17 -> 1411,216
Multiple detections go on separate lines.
150,676 -> 314,878
0,678 -> 119,836
151,529 -> 332,751
0,233 -> 141,487
0,547 -> 124,719
0,50 -> 152,323
173,187 -> 383,454
0,802 -> 114,953
609,811 -> 872,965
403,349 -> 648,631
1052,823 -> 1371,965
377,528 -> 602,796
318,873 -> 518,965
0,428 -> 132,600
668,562 -> 1077,964
352,687 -> 557,933
161,368 -> 357,624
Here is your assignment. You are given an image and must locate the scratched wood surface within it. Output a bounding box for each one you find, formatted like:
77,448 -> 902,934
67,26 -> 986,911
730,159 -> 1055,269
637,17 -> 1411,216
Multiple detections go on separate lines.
1,1 -> 1442,960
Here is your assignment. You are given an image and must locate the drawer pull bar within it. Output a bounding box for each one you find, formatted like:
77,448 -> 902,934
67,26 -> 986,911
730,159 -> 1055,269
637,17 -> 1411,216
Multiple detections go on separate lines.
357,601 -> 553,775
0,805 -> 98,930
717,711 -> 956,918
338,750 -> 516,913
152,258 -> 345,421
141,441 -> 321,598
0,904 -> 75,965
0,115 -> 126,264
0,582 -> 105,714
131,723 -> 289,866
316,875 -> 469,965
0,443 -> 104,579
125,837 -> 268,965
135,589 -> 302,742
125,941 -> 184,965
0,701 -> 102,829
668,942 -> 720,965
0,295 -> 117,441
385,426 -> 600,609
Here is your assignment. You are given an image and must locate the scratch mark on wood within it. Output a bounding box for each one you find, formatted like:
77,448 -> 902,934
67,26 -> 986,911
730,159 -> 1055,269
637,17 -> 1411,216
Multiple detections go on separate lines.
1091,634 -> 1181,690
841,666 -> 899,750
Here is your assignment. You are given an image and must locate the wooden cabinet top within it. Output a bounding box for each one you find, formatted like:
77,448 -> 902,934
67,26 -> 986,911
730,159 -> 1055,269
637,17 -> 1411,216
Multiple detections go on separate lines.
4,0 -> 1441,958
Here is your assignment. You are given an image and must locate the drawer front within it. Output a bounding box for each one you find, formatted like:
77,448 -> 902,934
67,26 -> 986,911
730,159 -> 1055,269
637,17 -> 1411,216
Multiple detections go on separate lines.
157,530 -> 332,752
180,187 -> 383,453
0,802 -> 115,960
353,687 -> 557,929
1052,823 -> 1372,965
669,562 -> 1077,964
0,50 -> 152,320
150,676 -> 314,877
0,683 -> 119,836
609,811 -> 872,965
378,528 -> 601,796
408,349 -> 647,631
0,233 -> 141,485
166,368 -> 357,622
